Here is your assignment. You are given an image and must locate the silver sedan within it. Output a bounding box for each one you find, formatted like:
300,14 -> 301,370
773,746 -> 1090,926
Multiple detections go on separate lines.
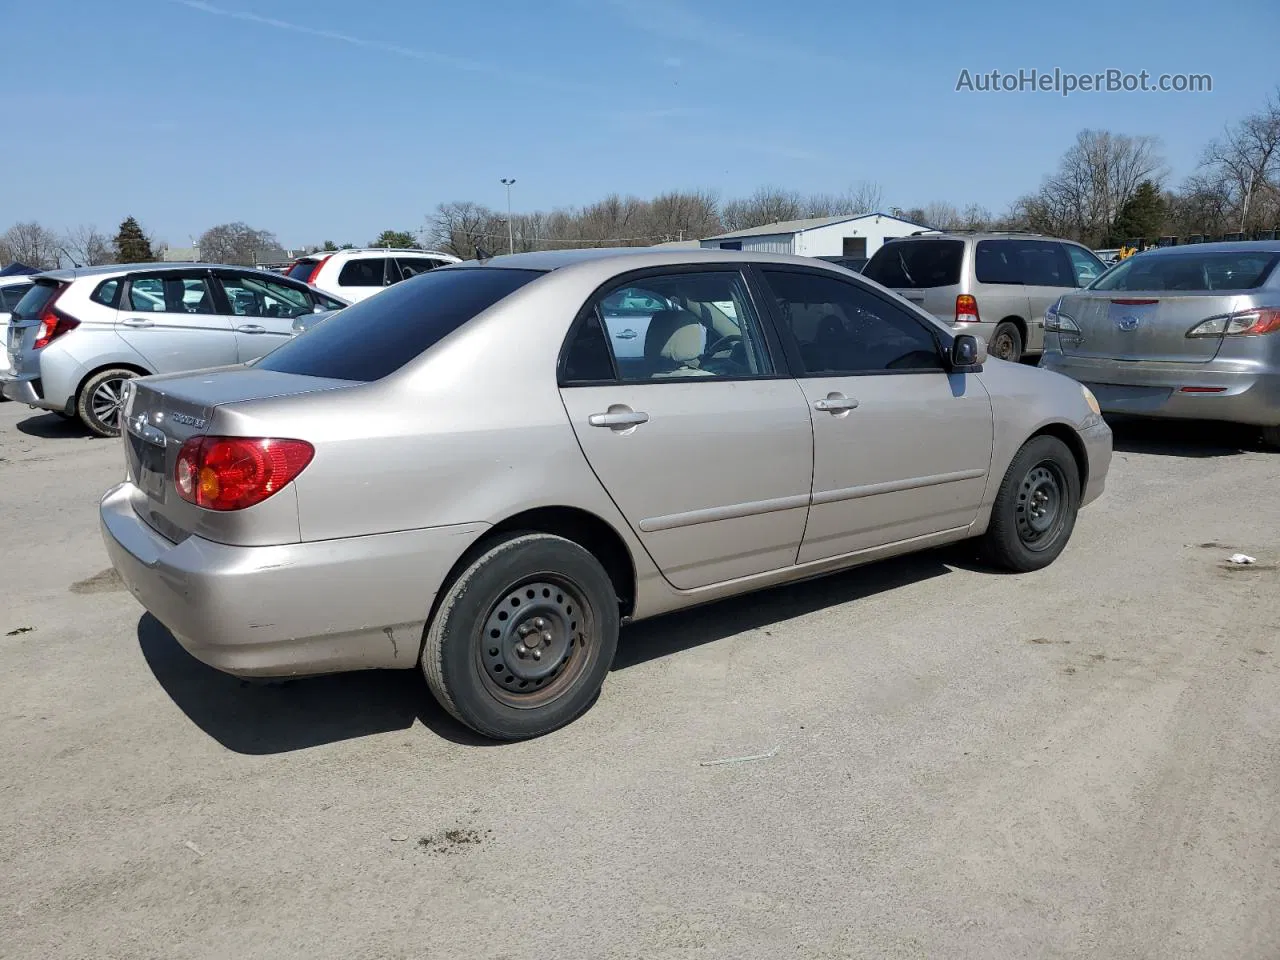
101,248 -> 1111,740
1041,240 -> 1280,447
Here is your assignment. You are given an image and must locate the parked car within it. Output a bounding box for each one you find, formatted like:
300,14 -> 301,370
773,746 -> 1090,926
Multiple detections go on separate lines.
0,274 -> 35,382
816,255 -> 868,272
101,248 -> 1111,741
1040,241 -> 1280,448
285,248 -> 462,303
862,232 -> 1109,363
1,263 -> 348,436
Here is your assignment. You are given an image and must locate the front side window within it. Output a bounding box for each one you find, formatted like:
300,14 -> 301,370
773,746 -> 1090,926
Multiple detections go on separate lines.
256,267 -> 543,382
569,270 -> 773,383
337,258 -> 389,287
1091,251 -> 1279,292
760,269 -> 943,374
221,274 -> 312,319
1064,244 -> 1106,286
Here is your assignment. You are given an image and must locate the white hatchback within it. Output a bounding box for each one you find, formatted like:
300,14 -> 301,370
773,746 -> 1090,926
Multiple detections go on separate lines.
285,248 -> 461,303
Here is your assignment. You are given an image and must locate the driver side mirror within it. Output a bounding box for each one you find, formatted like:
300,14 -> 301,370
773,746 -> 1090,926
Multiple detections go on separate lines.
950,334 -> 985,372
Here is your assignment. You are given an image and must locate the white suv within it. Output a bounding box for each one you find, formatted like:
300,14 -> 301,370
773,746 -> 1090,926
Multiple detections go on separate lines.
285,248 -> 461,303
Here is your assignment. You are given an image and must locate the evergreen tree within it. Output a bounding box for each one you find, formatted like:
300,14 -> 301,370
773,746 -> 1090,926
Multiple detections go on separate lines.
113,216 -> 155,262
1111,181 -> 1166,244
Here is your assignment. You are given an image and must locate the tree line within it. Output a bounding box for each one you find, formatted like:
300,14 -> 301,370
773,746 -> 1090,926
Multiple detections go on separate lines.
5,89 -> 1277,269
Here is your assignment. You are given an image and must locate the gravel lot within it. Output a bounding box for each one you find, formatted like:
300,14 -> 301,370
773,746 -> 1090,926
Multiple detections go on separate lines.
2,400 -> 1278,960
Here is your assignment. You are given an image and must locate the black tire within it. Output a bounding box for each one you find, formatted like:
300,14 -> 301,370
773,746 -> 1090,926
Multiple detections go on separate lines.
421,532 -> 620,741
76,368 -> 138,437
990,322 -> 1023,363
982,435 -> 1081,572
1262,425 -> 1280,451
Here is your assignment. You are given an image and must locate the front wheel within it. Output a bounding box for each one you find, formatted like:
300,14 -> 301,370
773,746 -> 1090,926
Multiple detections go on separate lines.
981,435 -> 1081,572
77,368 -> 138,437
421,533 -> 620,741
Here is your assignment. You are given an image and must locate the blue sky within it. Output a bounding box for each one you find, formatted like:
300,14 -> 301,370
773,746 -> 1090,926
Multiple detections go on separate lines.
3,0 -> 1276,248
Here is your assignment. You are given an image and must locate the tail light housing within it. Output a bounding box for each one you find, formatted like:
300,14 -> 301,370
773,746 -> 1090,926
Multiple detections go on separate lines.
1044,297 -> 1080,333
955,294 -> 980,323
174,436 -> 314,511
32,284 -> 78,349
1187,308 -> 1280,338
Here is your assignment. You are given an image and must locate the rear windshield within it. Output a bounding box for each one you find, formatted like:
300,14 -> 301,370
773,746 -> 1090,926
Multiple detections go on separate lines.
1090,251 -> 1279,292
286,260 -> 318,282
862,240 -> 963,288
11,281 -> 60,319
1,283 -> 32,311
256,267 -> 543,382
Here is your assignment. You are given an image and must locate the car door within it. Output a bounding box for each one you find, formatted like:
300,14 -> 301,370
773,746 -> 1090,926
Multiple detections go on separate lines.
1017,240 -> 1080,352
756,267 -> 993,563
215,271 -> 315,361
336,257 -> 391,302
1063,242 -> 1107,289
558,267 -> 813,590
972,238 -> 1033,341
117,271 -> 237,373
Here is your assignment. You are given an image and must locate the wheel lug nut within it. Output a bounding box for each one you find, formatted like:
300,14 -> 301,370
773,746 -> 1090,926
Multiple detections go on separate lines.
533,617 -> 545,629
542,631 -> 553,643
532,650 -> 542,661
515,643 -> 528,656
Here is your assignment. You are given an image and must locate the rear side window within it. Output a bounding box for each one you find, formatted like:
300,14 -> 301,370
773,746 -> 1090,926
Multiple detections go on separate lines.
337,258 -> 389,287
396,257 -> 440,279
91,278 -> 121,307
11,281 -> 60,319
1091,251 -> 1279,292
862,240 -> 963,288
1018,240 -> 1075,286
255,267 -> 543,382
974,240 -> 1022,284
1,283 -> 32,311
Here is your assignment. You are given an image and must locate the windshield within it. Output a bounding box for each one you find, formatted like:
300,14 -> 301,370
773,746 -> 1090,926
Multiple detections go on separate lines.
256,267 -> 543,381
863,240 -> 964,288
1090,251 -> 1279,292
11,281 -> 61,320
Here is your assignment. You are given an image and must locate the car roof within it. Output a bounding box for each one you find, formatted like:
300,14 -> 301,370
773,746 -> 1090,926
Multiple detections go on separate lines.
1127,240 -> 1280,257
884,231 -> 1057,243
445,246 -> 854,272
298,248 -> 459,260
32,262 -> 309,283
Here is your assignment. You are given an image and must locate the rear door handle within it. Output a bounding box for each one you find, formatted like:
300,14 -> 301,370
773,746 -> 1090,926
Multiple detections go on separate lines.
236,324 -> 266,334
813,394 -> 859,413
121,317 -> 153,328
588,409 -> 649,429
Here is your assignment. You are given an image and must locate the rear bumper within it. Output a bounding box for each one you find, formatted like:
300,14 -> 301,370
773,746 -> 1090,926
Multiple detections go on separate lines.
0,371 -> 56,408
100,482 -> 488,677
1040,351 -> 1280,426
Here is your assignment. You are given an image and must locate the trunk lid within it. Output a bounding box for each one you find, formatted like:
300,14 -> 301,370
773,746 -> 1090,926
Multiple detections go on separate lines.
122,367 -> 353,543
1057,290 -> 1247,363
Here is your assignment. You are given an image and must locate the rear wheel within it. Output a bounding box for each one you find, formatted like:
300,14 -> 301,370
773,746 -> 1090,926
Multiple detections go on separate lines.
982,435 -> 1081,572
421,533 -> 619,741
77,368 -> 138,437
990,322 -> 1023,363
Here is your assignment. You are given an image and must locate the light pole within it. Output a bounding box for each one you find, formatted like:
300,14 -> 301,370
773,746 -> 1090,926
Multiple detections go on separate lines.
500,178 -> 516,254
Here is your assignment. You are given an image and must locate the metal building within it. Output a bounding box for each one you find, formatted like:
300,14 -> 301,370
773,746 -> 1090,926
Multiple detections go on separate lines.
699,213 -> 932,259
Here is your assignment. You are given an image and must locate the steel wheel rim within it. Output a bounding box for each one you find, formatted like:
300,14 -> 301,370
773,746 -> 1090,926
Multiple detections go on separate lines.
992,331 -> 1016,360
476,576 -> 596,709
91,377 -> 128,428
1015,461 -> 1066,551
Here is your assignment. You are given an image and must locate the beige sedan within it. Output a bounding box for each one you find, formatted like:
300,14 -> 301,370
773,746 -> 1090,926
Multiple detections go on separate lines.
101,248 -> 1112,740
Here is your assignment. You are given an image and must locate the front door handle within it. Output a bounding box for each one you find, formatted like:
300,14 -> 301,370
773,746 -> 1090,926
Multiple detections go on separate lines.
588,408 -> 650,429
813,394 -> 859,413
121,317 -> 153,328
236,324 -> 266,334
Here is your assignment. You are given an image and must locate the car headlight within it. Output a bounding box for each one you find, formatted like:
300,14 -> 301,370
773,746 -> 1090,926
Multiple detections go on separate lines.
1081,385 -> 1101,417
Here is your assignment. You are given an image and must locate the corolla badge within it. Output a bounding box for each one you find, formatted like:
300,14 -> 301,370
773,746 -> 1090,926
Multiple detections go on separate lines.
1116,315 -> 1142,331
171,412 -> 207,429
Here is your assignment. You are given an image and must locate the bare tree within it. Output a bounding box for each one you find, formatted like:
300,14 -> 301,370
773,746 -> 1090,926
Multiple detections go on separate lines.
1200,87 -> 1280,233
1,222 -> 63,269
62,225 -> 114,266
721,186 -> 804,231
197,222 -> 279,266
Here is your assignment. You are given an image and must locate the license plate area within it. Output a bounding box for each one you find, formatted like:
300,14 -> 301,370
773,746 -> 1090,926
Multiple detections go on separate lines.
129,433 -> 167,503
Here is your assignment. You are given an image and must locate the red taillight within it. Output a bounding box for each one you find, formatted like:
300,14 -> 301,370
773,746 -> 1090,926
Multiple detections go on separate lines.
955,294 -> 980,322
304,255 -> 331,285
174,436 -> 314,511
1179,386 -> 1227,393
32,284 -> 77,349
